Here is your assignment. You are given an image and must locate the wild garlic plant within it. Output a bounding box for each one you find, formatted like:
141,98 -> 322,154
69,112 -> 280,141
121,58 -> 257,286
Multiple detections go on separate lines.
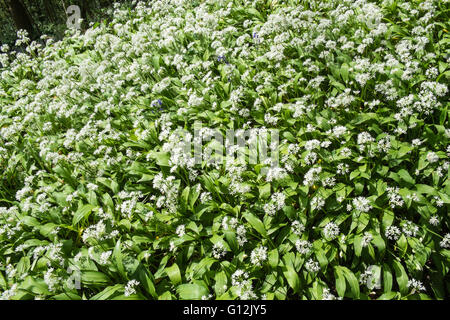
0,0 -> 449,300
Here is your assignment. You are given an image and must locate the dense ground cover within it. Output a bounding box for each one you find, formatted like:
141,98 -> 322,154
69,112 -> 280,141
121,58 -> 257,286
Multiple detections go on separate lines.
0,0 -> 449,300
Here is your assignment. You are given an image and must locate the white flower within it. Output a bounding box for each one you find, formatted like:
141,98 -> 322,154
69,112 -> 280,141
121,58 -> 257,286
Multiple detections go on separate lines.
231,269 -> 257,300
440,234 -> 450,249
332,126 -> 347,138
295,240 -> 312,254
386,187 -> 404,208
361,232 -> 373,247
303,167 -> 322,186
426,151 -> 439,163
352,197 -> 372,212
401,221 -> 419,237
176,224 -> 186,237
322,288 -> 341,300
407,279 -> 425,293
236,225 -> 248,247
99,251 -> 112,265
291,220 -> 305,236
86,183 -> 98,191
311,196 -> 325,211
250,246 -> 268,266
324,222 -> 339,240
305,139 -> 321,151
124,279 -> 140,297
357,132 -> 374,145
305,258 -> 320,273
429,216 -> 439,226
385,226 -> 401,240
44,268 -> 60,292
266,167 -> 288,182
212,242 -> 227,259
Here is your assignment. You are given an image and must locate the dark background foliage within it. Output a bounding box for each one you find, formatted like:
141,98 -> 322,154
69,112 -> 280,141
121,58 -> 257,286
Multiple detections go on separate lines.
0,0 -> 121,46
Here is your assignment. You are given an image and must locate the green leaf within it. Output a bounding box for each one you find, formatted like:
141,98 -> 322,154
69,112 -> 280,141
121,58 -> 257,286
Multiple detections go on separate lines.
354,235 -> 362,257
180,186 -> 190,212
340,63 -> 349,82
72,204 -> 95,226
283,265 -> 300,293
148,151 -> 170,167
177,283 -> 209,300
243,211 -> 267,238
90,284 -> 123,300
377,291 -> 398,300
81,271 -> 111,286
268,249 -> 279,268
224,231 -> 238,253
166,264 -> 182,285
356,213 -> 370,233
16,256 -> 30,277
214,271 -> 228,296
87,190 -> 98,206
415,184 -> 437,196
189,184 -> 200,208
114,239 -> 126,280
397,234 -> 408,257
397,169 -> 415,185
152,54 -> 161,70
136,266 -> 157,299
53,292 -> 82,300
102,193 -> 114,211
158,291 -> 173,300
392,260 -> 408,295
21,276 -> 51,295
342,267 -> 360,299
382,263 -> 393,293
259,183 -> 271,200
334,267 -> 346,298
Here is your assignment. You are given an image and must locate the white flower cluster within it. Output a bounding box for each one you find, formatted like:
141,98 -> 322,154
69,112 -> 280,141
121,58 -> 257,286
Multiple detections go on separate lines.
324,222 -> 340,240
124,279 -> 140,297
295,240 -> 312,255
263,192 -> 286,216
250,246 -> 268,266
352,197 -> 372,213
440,234 -> 450,249
231,270 -> 257,300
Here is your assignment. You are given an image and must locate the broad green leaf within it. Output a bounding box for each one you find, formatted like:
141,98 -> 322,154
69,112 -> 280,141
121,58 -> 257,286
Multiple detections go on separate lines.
90,284 -> 123,300
177,283 -> 209,300
382,263 -> 393,293
354,235 -> 362,257
283,265 -> 300,293
334,267 -> 346,298
397,169 -> 415,185
243,211 -> 267,238
166,264 -> 182,285
392,260 -> 408,295
53,292 -> 82,300
73,204 -> 95,226
341,267 -> 360,299
259,183 -> 271,200
114,239 -> 126,280
377,291 -> 398,300
268,249 -> 279,268
81,271 -> 111,286
214,271 -> 228,296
